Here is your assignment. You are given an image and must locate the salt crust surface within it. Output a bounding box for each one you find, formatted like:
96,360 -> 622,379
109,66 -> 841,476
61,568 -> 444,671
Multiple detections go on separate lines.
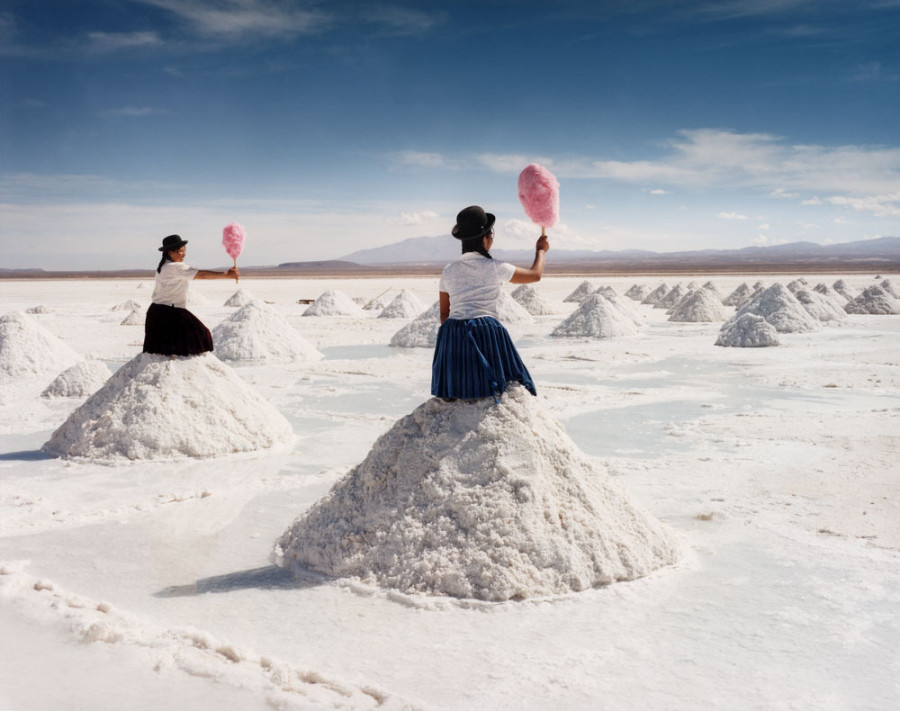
551,294 -> 640,338
0,311 -> 83,379
212,300 -> 322,362
42,353 -> 294,461
276,385 -> 680,601
715,313 -> 780,347
302,289 -> 364,317
41,360 -> 111,398
377,290 -> 424,319
511,284 -> 556,315
728,283 -> 819,334
668,288 -> 727,322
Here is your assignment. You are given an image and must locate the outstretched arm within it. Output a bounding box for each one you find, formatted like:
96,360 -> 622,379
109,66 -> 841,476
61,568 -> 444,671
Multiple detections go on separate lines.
510,235 -> 549,284
194,267 -> 239,280
439,291 -> 450,324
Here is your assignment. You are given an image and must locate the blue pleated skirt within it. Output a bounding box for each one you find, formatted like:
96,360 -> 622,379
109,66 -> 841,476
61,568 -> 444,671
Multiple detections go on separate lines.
431,317 -> 536,401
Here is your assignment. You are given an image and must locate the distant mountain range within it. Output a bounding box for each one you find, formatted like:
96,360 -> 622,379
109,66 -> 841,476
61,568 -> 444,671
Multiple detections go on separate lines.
337,235 -> 900,267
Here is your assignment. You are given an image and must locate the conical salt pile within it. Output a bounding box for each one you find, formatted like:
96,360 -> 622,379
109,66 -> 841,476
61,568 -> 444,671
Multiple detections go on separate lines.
496,292 -> 534,324
363,292 -> 392,311
786,278 -> 809,293
120,307 -> 144,326
596,290 -> 642,325
814,283 -> 848,303
880,279 -> 899,298
0,312 -> 82,380
641,283 -> 669,306
224,287 -> 254,307
213,300 -> 322,362
390,302 -> 440,348
715,313 -> 780,347
551,294 -> 640,339
42,360 -> 111,398
275,385 -> 680,601
511,285 -> 556,315
26,305 -> 53,314
728,283 -> 819,333
302,289 -> 364,317
656,284 -> 687,310
702,281 -> 721,298
563,280 -> 595,304
42,353 -> 294,461
832,279 -> 858,301
722,283 -> 751,307
844,286 -> 900,315
625,284 -> 651,301
668,289 -> 727,322
111,299 -> 142,312
793,289 -> 847,322
378,290 -> 425,319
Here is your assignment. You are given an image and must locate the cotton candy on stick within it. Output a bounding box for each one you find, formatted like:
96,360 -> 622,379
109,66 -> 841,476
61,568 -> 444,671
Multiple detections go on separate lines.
222,222 -> 245,282
517,163 -> 559,237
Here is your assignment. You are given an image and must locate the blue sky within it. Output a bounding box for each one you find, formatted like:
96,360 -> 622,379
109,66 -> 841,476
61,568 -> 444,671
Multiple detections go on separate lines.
2,0 -> 899,270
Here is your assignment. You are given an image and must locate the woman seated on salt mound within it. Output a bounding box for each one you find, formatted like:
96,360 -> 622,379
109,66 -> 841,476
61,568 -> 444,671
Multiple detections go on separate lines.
143,234 -> 239,356
431,205 -> 549,402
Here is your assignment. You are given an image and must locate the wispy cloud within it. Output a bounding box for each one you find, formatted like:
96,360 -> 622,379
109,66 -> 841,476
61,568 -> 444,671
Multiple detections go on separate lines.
87,30 -> 162,52
399,210 -> 439,226
825,194 -> 900,217
391,151 -> 450,169
359,7 -> 448,36
718,211 -> 749,220
102,106 -> 170,118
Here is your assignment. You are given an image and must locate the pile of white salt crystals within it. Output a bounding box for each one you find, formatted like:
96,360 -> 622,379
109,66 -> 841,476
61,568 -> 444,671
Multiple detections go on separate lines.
275,385 -> 680,601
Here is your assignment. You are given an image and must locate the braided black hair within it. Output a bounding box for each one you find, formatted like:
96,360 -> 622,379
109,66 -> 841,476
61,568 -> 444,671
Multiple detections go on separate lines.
460,234 -> 493,260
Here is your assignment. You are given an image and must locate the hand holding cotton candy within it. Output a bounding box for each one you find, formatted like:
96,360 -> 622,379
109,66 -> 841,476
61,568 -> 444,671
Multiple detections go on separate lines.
222,223 -> 245,282
518,164 -> 559,236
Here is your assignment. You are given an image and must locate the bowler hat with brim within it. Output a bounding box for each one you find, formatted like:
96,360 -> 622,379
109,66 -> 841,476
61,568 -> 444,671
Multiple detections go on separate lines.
452,206 -> 495,240
159,234 -> 188,252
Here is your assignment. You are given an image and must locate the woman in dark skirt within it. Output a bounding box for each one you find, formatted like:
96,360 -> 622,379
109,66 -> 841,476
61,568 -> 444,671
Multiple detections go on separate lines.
431,206 -> 549,402
143,234 -> 239,356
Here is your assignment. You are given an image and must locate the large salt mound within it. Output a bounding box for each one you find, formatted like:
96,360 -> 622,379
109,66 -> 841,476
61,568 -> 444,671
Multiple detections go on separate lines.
41,360 -> 111,398
302,289 -> 364,317
641,283 -> 669,306
793,289 -> 847,322
0,312 -> 83,380
880,279 -> 899,298
722,283 -> 751,307
563,280 -> 595,304
42,353 -> 294,461
844,286 -> 900,315
625,284 -> 651,301
377,290 -> 425,319
596,290 -> 642,325
668,289 -> 727,322
551,294 -> 640,339
275,385 -> 680,601
496,292 -> 534,324
814,283 -> 848,303
511,285 -> 556,315
715,313 -> 780,347
223,287 -> 254,307
728,283 -> 819,333
213,300 -> 322,362
832,279 -> 858,301
655,284 -> 687,310
390,302 -> 440,348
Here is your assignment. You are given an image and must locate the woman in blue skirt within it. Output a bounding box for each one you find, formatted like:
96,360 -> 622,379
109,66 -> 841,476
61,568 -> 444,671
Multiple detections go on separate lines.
431,205 -> 549,402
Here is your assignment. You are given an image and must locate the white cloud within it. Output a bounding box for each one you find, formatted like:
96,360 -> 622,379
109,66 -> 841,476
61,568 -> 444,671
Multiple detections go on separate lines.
103,106 -> 170,118
801,196 -> 822,205
360,7 -> 448,35
649,188 -> 669,195
399,210 -> 439,226
758,223 -> 770,230
718,211 -> 749,220
391,151 -> 448,169
825,193 -> 900,217
87,31 -> 162,52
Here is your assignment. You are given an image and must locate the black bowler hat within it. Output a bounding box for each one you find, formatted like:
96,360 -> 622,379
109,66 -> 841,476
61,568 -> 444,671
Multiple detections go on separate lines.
159,234 -> 188,252
451,206 -> 496,240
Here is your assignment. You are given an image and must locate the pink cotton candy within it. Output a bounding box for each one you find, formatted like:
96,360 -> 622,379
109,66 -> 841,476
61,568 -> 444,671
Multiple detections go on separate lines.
517,164 -> 559,230
222,223 -> 245,260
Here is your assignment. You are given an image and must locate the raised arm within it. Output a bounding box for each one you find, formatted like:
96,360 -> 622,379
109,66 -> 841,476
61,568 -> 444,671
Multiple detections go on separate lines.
439,291 -> 450,324
510,235 -> 549,284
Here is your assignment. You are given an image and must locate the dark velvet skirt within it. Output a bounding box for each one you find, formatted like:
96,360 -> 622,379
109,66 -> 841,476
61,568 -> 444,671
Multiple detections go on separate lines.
431,316 -> 536,401
143,302 -> 214,357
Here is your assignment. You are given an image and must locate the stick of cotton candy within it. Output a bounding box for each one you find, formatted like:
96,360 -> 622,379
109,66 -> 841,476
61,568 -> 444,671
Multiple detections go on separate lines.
517,163 -> 559,237
222,222 -> 245,282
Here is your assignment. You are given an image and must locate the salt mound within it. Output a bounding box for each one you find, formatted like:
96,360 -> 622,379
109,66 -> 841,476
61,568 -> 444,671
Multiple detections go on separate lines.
641,283 -> 669,306
668,289 -> 727,322
42,360 -> 111,398
511,285 -> 556,315
715,313 -> 780,347
655,284 -> 687,310
42,353 -> 294,461
378,290 -> 425,319
223,288 -> 254,307
213,300 -> 322,362
120,307 -> 143,326
833,279 -> 857,300
302,290 -> 364,317
563,281 -> 594,304
596,290 -> 642,325
0,312 -> 83,380
793,289 -> 847,322
723,283 -> 751,307
786,278 -> 809,293
625,284 -> 650,301
363,292 -> 393,311
495,292 -> 534,324
880,279 -> 899,298
26,305 -> 53,314
390,302 -> 440,348
551,295 -> 640,339
813,283 -> 847,303
728,283 -> 819,333
112,299 -> 142,312
275,385 -> 680,601
702,281 -> 721,298
844,286 -> 900,315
